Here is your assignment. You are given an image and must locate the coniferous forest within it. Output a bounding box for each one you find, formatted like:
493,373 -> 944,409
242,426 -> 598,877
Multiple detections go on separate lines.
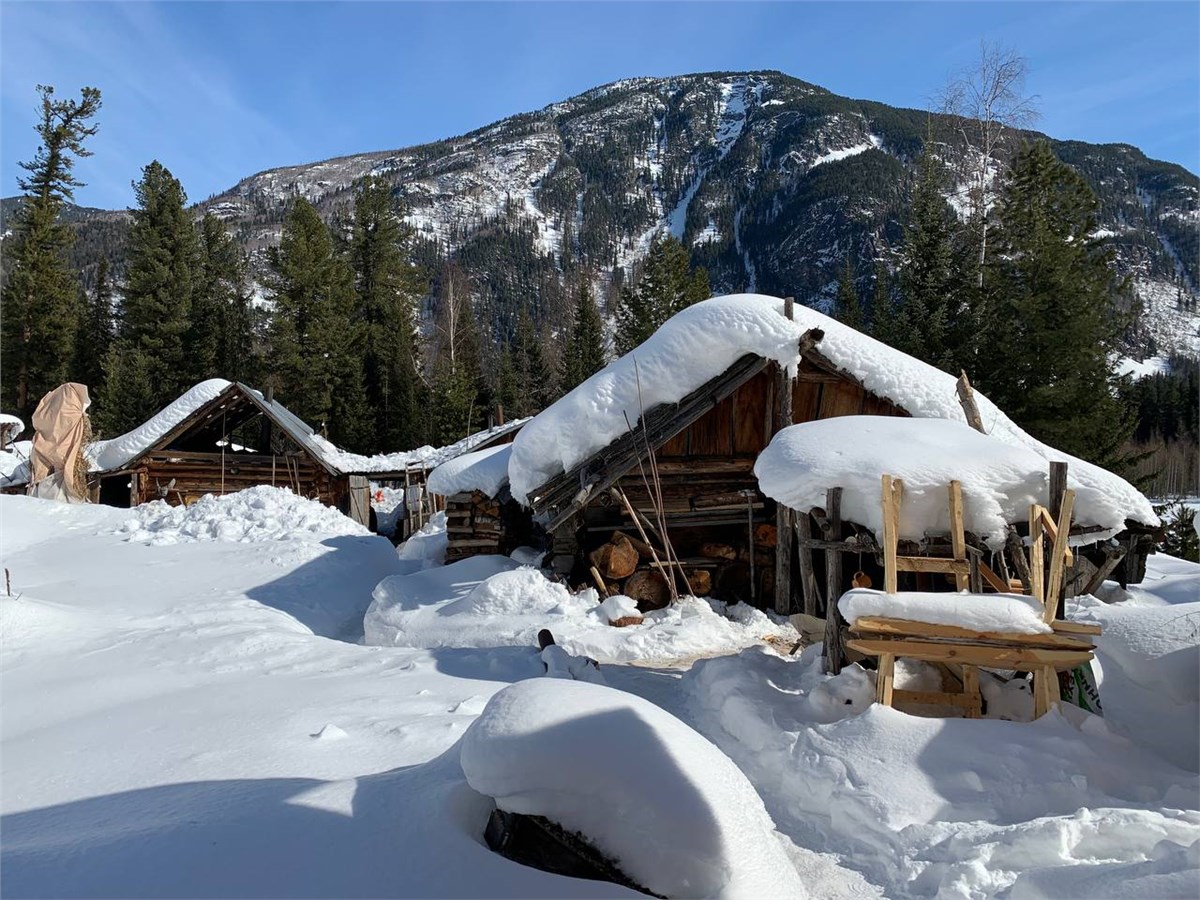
1,80 -> 1196,505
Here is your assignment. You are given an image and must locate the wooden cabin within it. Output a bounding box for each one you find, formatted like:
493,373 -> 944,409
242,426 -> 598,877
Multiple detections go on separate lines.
89,383 -> 375,525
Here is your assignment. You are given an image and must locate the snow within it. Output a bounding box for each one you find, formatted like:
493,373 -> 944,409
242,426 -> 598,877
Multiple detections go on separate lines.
3,489 -> 1197,899
510,293 -> 1157,533
365,557 -> 797,664
115,485 -> 370,545
838,587 -> 1054,634
369,483 -> 405,537
427,443 -> 512,498
0,411 -> 25,433
757,416 -> 1137,546
509,295 -> 807,504
459,678 -> 806,899
1117,355 -> 1172,379
808,135 -> 883,170
88,378 -> 232,472
0,438 -> 32,484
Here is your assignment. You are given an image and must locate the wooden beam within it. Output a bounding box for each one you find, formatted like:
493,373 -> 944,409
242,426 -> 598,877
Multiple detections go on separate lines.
895,556 -> 971,575
1050,620 -> 1102,636
961,666 -> 982,718
876,652 -> 895,705
823,487 -> 845,674
1045,489 -> 1077,623
846,638 -> 1093,670
1029,505 -> 1045,604
1005,527 -> 1033,594
1081,546 -> 1127,596
892,688 -> 980,712
850,616 -> 1096,650
978,560 -> 1012,594
795,514 -> 819,616
882,474 -> 900,593
956,371 -> 986,433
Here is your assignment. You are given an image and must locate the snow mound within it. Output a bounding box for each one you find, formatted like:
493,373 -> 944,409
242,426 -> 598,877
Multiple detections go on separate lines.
116,486 -> 370,545
757,416 -> 1139,545
509,295 -> 807,504
683,645 -> 1200,897
509,293 -> 1156,530
459,678 -> 806,899
395,511 -> 448,570
89,378 -> 231,472
363,559 -> 796,663
838,587 -> 1053,634
0,439 -> 32,486
427,444 -> 512,498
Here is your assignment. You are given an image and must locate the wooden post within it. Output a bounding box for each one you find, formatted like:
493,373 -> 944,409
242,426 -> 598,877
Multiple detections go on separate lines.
796,513 -> 819,616
1049,461 -> 1067,523
773,299 -> 796,615
955,371 -> 985,434
1045,489 -> 1076,623
962,666 -> 981,718
876,652 -> 895,706
1005,528 -> 1033,594
948,481 -> 968,591
1029,505 -> 1045,604
823,487 -> 845,675
882,475 -> 902,593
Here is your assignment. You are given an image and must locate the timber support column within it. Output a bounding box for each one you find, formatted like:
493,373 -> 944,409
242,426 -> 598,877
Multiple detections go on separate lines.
774,297 -> 796,615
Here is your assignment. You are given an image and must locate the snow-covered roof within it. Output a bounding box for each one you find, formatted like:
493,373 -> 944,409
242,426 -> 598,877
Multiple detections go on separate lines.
756,416 -> 1153,545
0,413 -> 25,434
509,293 -> 1157,529
426,444 -> 512,498
86,379 -> 529,477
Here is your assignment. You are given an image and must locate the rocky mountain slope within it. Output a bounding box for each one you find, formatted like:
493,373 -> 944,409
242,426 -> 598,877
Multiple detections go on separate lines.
9,70 -> 1199,354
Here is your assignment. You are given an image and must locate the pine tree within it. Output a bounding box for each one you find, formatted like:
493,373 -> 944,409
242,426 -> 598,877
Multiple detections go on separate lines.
348,175 -> 426,450
264,199 -> 364,439
868,262 -> 896,342
1,85 -> 101,418
614,234 -> 709,355
187,213 -> 241,383
74,258 -> 114,392
560,280 -> 607,391
979,141 -> 1132,464
894,148 -> 957,368
512,307 -> 554,416
834,258 -> 864,331
112,160 -> 198,417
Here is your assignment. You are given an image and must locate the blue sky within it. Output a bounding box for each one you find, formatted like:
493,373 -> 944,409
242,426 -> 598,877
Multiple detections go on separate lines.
2,1 -> 1197,209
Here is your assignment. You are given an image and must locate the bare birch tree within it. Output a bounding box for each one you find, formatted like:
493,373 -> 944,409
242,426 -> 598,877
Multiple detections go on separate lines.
939,41 -> 1039,286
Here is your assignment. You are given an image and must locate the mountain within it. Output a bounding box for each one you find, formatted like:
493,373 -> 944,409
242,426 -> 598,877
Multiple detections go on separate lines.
7,70 -> 1198,355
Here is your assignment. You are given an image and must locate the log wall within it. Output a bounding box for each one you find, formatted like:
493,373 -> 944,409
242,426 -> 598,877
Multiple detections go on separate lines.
122,450 -> 345,509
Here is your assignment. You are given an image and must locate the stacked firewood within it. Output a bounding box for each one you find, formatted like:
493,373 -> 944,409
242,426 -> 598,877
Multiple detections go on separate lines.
445,490 -> 504,563
587,526 -> 778,611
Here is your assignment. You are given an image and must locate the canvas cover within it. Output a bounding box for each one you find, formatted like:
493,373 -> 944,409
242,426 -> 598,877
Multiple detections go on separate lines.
28,383 -> 91,502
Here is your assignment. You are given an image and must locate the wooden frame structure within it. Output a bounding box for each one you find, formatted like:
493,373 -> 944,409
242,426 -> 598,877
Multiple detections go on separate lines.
847,471 -> 1099,719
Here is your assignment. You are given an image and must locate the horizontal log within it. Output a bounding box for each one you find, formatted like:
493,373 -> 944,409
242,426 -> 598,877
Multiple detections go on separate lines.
851,616 -> 1095,650
892,689 -> 979,709
447,538 -> 503,549
1050,620 -> 1102,636
846,638 -> 1093,670
895,556 -> 970,575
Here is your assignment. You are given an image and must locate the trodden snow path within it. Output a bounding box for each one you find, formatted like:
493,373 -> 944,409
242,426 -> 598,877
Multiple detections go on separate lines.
2,491 -> 1197,898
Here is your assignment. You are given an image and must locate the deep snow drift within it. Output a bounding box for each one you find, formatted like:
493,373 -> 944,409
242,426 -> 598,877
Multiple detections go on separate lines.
2,489 -> 1197,899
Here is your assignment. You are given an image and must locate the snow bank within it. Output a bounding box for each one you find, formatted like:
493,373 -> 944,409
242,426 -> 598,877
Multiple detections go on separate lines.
427,444 -> 512,498
683,644 -> 1200,897
89,379 -> 232,472
509,295 -> 808,504
460,678 -> 806,899
116,486 -> 370,545
395,510 -> 448,569
0,439 -> 32,486
509,293 -> 1156,530
756,416 -> 1136,545
838,587 -> 1053,634
364,559 -> 796,663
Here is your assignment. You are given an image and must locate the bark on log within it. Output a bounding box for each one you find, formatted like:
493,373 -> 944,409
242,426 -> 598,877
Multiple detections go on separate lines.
611,530 -> 655,559
754,523 -> 778,548
623,570 -> 671,612
588,535 -> 639,580
689,569 -> 713,596
701,542 -> 738,561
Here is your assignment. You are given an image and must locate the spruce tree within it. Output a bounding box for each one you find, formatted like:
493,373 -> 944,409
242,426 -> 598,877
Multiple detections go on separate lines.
75,258 -> 114,391
110,160 -> 198,425
895,148 -> 957,369
614,234 -> 709,355
979,141 -> 1132,464
348,175 -> 426,450
561,280 -> 607,391
512,307 -> 554,416
1,85 -> 101,418
834,258 -> 864,331
264,199 -> 364,440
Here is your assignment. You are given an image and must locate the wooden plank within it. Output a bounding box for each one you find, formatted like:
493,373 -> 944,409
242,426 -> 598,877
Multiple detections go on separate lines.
948,481 -> 968,591
851,616 -> 1095,650
796,514 -> 819,616
955,372 -> 985,433
1045,489 -> 1076,623
892,689 -> 980,710
792,376 -> 823,424
978,560 -> 1011,594
1081,547 -> 1127,596
882,474 -> 899,593
817,378 -> 866,419
1005,528 -> 1033,595
734,373 -> 768,454
961,666 -> 982,718
1029,504 -> 1045,604
823,487 -> 845,674
846,638 -> 1092,670
895,556 -> 971,575
1051,620 -> 1102,636
876,652 -> 895,706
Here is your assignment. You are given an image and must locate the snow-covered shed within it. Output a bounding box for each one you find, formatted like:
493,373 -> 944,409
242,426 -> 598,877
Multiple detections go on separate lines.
506,294 -> 1158,611
83,380 -> 528,532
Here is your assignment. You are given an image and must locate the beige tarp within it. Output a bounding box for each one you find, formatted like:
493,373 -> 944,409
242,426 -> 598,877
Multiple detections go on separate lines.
28,383 -> 92,502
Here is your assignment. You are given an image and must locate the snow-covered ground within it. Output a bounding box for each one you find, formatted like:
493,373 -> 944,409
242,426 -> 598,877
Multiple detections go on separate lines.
3,490 -> 1198,898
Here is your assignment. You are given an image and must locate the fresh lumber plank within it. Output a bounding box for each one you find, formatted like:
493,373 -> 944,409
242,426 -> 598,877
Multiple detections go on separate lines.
1044,489 -> 1076,623
851,616 -> 1095,650
895,556 -> 971,575
978,560 -> 1011,594
876,652 -> 895,706
948,480 -> 968,591
846,638 -> 1093,670
882,474 -> 900,593
892,689 -> 979,709
1050,620 -> 1102,636
1029,504 -> 1045,604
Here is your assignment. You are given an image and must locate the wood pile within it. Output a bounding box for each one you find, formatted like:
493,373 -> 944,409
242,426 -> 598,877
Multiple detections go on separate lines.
445,490 -> 504,563
586,531 -> 765,612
